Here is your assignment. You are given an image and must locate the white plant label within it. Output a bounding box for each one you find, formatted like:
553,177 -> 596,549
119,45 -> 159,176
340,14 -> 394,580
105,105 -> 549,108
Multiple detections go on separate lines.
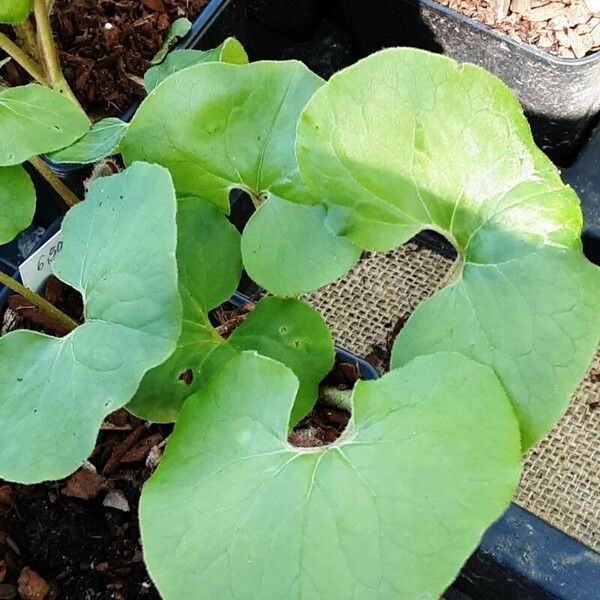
19,230 -> 63,292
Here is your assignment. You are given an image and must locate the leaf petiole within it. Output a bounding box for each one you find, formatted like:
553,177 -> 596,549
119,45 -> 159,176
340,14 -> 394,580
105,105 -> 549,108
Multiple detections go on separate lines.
32,0 -> 81,109
28,156 -> 80,208
0,270 -> 78,334
0,30 -> 46,84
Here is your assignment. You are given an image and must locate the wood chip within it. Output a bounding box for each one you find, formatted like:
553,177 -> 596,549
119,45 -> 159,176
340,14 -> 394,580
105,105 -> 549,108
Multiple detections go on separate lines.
547,14 -> 570,29
17,568 -> 49,600
538,33 -> 556,46
558,45 -> 577,56
529,2 -> 566,21
62,468 -> 109,500
0,584 -> 17,600
494,0 -> 511,19
141,0 -> 167,12
0,486 -> 13,506
556,28 -> 573,46
511,0 -> 531,14
568,25 -> 590,54
121,434 -> 163,463
102,423 -> 148,475
567,2 -> 592,25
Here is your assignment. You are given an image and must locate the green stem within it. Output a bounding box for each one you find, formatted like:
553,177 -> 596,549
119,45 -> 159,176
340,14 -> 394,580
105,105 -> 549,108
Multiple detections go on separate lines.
33,0 -> 82,109
14,18 -> 39,61
0,30 -> 46,84
320,386 -> 352,412
437,253 -> 463,290
0,271 -> 78,333
29,156 -> 80,208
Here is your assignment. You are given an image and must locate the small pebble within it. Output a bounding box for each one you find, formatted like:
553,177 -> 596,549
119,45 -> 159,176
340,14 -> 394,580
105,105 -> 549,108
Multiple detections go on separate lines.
102,490 -> 130,513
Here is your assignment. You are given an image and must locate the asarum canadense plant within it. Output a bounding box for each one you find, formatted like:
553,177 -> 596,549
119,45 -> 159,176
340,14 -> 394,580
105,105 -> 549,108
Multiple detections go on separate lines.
0,41 -> 599,599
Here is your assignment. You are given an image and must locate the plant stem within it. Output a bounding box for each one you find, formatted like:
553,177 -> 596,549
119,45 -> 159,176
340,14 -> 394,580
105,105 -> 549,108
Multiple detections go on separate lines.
0,31 -> 46,84
320,386 -> 352,412
33,0 -> 82,109
29,156 -> 80,208
437,254 -> 463,289
14,18 -> 39,61
0,271 -> 78,333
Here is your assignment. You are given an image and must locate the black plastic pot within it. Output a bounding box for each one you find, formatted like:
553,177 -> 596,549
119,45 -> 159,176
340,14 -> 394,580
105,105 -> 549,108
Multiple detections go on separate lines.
339,0 -> 600,166
43,0 -> 231,196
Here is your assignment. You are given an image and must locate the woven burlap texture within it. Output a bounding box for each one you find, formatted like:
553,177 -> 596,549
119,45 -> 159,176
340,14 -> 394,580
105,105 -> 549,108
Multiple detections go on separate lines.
306,243 -> 600,552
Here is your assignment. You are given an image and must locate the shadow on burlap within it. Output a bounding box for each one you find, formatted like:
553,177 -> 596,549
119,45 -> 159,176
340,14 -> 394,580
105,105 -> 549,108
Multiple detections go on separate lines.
305,243 -> 600,552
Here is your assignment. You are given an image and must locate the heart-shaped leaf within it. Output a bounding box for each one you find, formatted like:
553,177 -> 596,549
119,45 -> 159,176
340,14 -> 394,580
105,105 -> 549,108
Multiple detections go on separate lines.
127,196 -> 242,423
241,197 -> 361,296
140,351 -> 521,599
0,0 -> 31,24
0,165 -> 35,244
0,162 -> 181,483
47,117 -> 128,164
0,84 -> 90,166
296,48 -> 600,449
144,37 -> 249,93
121,60 -> 360,295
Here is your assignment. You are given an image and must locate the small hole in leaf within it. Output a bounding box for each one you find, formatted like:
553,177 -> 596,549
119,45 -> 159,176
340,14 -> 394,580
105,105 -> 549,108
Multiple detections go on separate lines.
179,369 -> 193,385
279,325 -> 288,335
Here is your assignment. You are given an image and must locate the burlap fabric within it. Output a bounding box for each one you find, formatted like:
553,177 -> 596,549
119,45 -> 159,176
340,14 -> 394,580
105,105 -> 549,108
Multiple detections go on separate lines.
306,243 -> 600,552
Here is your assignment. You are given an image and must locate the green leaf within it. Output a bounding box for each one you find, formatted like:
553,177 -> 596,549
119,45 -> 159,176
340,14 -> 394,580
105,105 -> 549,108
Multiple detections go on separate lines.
122,61 -> 323,211
392,246 -> 600,450
222,297 -> 335,425
46,118 -> 127,164
150,17 -> 192,65
0,163 -> 181,483
144,38 -> 248,93
241,197 -> 361,296
0,0 -> 31,24
0,84 -> 90,166
127,196 -> 242,423
141,351 -> 522,599
296,48 -> 600,448
123,60 -> 358,295
0,165 -> 35,244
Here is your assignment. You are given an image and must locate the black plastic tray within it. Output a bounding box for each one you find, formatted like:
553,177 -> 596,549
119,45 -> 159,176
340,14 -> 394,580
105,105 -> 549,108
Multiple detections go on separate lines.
339,0 -> 600,166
